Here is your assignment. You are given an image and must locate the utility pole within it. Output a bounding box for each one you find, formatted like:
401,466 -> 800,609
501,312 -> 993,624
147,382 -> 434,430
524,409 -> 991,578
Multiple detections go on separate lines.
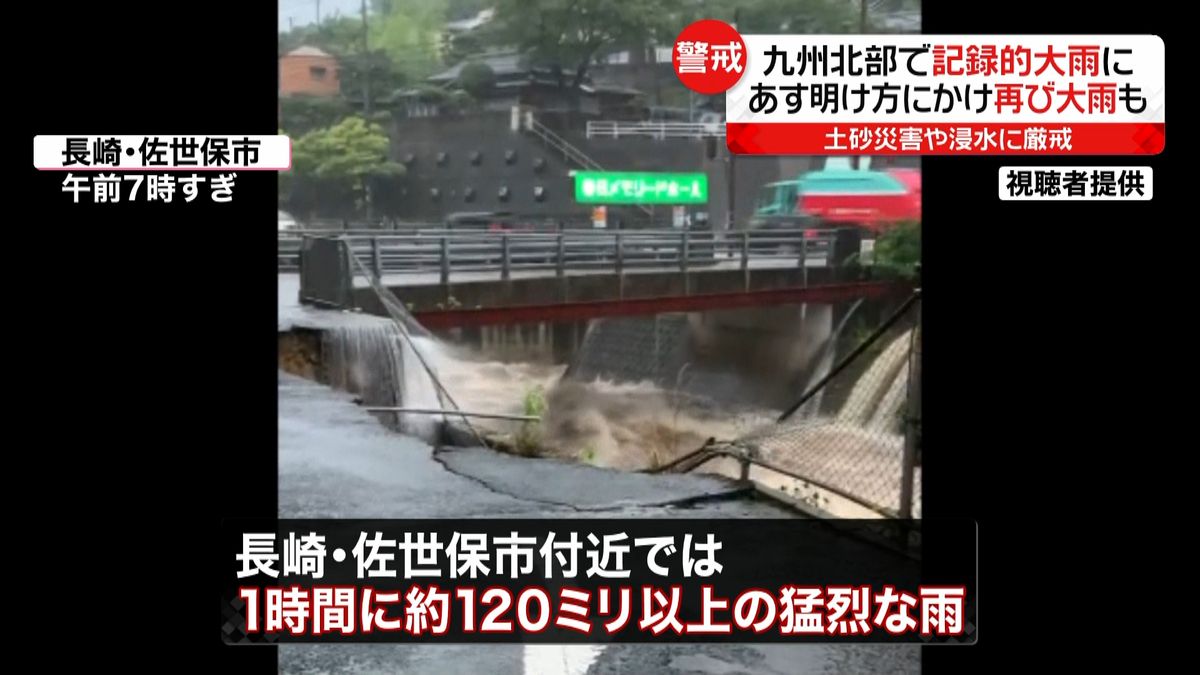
361,0 -> 371,116
725,7 -> 740,233
316,0 -> 321,25
360,0 -> 375,224
726,147 -> 736,233
852,1 -> 867,170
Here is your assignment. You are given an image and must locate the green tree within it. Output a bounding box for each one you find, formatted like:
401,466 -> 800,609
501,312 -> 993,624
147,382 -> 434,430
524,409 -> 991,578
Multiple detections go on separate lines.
446,0 -> 491,20
873,220 -> 921,279
279,16 -> 409,111
337,50 -> 409,109
291,117 -> 405,220
489,0 -> 683,88
370,0 -> 450,81
279,96 -> 355,136
687,0 -> 859,33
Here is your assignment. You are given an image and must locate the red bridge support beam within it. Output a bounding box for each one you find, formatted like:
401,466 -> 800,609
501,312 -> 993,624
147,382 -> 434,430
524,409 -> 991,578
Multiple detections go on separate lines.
413,280 -> 907,329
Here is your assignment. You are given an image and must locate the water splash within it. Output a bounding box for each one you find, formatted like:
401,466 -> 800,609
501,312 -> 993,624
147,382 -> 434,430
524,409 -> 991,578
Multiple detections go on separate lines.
836,329 -> 912,426
869,361 -> 909,434
320,323 -> 443,443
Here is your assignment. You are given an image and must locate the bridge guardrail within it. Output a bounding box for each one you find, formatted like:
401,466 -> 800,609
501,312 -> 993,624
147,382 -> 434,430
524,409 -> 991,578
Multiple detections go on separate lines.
280,229 -> 843,281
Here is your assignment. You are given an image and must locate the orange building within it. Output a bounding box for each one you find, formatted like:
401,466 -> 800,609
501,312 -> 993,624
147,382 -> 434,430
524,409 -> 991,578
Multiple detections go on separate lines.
280,46 -> 340,97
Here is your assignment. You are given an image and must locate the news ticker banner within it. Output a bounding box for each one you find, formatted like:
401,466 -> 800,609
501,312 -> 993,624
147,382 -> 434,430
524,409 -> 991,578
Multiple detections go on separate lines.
223,519 -> 976,645
669,23 -> 1165,155
32,135 -> 290,203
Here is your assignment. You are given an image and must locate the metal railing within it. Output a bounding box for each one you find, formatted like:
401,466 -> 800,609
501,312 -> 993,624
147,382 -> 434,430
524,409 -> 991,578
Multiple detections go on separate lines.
524,114 -> 604,171
586,120 -> 727,140
280,229 -> 840,282
281,218 -> 441,232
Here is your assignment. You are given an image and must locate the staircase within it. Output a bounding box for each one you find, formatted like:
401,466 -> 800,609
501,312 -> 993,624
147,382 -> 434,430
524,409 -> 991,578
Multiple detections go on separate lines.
521,112 -> 654,218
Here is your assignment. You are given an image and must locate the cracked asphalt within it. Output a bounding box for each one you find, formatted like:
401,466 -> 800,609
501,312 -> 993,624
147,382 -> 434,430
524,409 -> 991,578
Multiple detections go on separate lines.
276,372 -> 919,674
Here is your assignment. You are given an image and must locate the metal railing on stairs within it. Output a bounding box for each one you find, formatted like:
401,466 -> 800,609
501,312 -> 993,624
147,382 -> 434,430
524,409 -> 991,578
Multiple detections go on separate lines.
521,112 -> 653,217
524,114 -> 603,171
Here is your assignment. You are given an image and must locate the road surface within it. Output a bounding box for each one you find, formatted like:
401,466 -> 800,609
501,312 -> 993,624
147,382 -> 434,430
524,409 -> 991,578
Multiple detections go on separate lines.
277,372 -> 920,674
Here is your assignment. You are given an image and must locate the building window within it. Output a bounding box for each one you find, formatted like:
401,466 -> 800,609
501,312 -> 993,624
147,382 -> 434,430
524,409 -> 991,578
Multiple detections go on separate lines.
310,65 -> 328,80
654,47 -> 673,64
605,50 -> 630,65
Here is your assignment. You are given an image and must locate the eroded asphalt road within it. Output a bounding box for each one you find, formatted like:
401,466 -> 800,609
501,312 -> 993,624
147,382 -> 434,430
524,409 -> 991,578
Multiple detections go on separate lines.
277,373 -> 919,674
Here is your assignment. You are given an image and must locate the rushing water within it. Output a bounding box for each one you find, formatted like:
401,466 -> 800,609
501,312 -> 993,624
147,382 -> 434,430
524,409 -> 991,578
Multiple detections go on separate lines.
837,329 -> 914,428
319,323 -> 443,442
315,299 -> 918,515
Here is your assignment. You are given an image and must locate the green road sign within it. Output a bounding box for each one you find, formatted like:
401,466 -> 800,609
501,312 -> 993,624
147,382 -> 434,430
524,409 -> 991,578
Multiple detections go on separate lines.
574,171 -> 708,205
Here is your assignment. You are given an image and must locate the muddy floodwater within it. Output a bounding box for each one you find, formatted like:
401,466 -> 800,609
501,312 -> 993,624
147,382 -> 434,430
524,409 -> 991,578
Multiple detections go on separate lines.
425,302 -> 920,517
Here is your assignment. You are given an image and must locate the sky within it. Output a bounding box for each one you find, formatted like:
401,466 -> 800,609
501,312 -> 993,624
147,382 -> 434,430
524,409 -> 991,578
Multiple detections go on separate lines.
279,0 -> 366,31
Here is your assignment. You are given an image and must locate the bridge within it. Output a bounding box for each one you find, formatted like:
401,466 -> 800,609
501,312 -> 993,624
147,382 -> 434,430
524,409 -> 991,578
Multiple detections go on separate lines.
281,228 -> 903,327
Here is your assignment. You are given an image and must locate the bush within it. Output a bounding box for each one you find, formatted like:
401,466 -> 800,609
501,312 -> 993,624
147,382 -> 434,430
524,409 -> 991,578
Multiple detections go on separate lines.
458,61 -> 496,98
874,220 -> 921,279
515,386 -> 547,455
279,96 -> 354,136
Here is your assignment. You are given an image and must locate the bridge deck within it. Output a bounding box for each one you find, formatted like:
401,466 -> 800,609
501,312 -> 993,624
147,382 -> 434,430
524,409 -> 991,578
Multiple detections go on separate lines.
346,256 -> 824,288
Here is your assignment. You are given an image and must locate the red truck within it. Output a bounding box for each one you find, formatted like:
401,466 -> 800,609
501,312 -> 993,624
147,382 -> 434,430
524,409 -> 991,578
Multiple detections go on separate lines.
749,167 -> 921,234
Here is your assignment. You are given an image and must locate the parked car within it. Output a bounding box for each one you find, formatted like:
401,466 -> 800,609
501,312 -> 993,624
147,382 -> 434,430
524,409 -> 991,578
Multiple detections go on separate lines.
278,210 -> 299,231
443,211 -> 518,231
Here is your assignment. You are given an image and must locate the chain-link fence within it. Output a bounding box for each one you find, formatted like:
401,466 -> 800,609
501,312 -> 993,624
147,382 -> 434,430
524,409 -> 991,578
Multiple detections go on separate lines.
320,238 -> 921,517
736,293 -> 921,517
565,314 -> 693,387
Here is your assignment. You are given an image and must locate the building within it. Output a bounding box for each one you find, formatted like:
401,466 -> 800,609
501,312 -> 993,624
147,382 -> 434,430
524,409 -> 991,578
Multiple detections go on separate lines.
423,50 -> 645,116
280,46 -> 340,97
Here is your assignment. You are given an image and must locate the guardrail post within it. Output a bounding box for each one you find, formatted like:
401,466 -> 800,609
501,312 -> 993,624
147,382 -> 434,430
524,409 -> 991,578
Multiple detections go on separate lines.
681,230 -> 691,295
615,232 -> 625,299
801,236 -> 809,286
501,234 -> 511,281
439,237 -> 450,285
556,234 -> 565,278
615,232 -> 624,273
370,237 -> 382,278
740,231 -> 750,292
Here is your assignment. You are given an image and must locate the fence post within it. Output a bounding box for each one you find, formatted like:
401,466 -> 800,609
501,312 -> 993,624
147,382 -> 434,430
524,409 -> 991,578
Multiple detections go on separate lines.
370,237 -> 382,278
899,293 -> 922,519
741,230 -> 750,292
556,233 -> 565,278
615,232 -> 625,299
439,237 -> 450,285
681,230 -> 691,295
338,238 -> 355,309
501,234 -> 511,281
